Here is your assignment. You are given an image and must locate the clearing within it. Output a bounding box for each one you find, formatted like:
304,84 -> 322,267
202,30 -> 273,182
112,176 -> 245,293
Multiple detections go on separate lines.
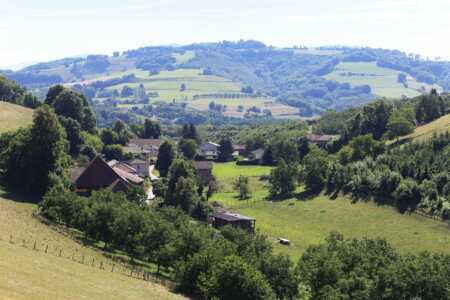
210,162 -> 450,261
392,113 -> 450,144
324,62 -> 441,99
0,187 -> 185,300
0,102 -> 33,133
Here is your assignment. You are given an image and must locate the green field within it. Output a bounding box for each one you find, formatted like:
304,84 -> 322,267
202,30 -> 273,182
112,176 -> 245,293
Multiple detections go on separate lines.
0,102 -> 33,133
0,187 -> 184,300
189,97 -> 299,118
102,68 -> 243,102
325,62 -> 441,99
210,162 -> 450,261
173,51 -> 195,65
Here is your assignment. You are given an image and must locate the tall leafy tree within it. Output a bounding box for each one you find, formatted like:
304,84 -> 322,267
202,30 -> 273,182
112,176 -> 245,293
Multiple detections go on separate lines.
156,141 -> 176,177
143,118 -> 162,139
269,159 -> 297,198
217,138 -> 233,162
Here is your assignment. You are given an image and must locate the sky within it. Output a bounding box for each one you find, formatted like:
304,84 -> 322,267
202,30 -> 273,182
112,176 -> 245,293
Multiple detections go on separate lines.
1,0 -> 450,68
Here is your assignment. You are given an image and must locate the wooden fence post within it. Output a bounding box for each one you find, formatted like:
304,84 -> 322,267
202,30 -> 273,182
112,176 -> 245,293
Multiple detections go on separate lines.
111,264 -> 115,272
59,249 -> 62,257
45,245 -> 48,253
33,240 -> 37,250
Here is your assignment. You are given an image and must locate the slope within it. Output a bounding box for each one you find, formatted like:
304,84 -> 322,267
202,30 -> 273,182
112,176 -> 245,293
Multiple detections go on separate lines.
0,102 -> 33,133
0,187 -> 185,300
211,162 -> 450,262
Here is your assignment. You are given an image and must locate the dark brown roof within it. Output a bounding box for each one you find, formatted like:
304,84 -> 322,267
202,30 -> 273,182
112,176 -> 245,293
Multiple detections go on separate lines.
75,156 -> 143,190
195,161 -> 213,170
213,211 -> 255,222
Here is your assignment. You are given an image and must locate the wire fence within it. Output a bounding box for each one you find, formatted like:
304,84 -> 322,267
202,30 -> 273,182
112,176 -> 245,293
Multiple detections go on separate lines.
0,232 -> 171,287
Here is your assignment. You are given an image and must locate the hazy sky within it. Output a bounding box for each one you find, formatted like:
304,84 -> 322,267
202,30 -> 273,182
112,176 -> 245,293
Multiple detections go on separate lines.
2,0 -> 450,67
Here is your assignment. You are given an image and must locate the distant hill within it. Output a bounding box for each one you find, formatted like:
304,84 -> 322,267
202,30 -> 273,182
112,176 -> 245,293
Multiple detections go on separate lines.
2,41 -> 449,124
0,101 -> 33,133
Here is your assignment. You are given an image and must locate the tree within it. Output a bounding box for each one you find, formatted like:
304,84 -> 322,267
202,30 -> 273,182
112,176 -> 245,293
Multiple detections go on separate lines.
178,139 -> 198,160
397,73 -> 407,84
3,105 -> 69,195
272,139 -> 299,163
120,86 -> 134,97
59,117 -> 84,156
234,175 -> 250,200
100,129 -> 119,146
173,177 -> 200,213
182,123 -> 200,144
210,255 -> 275,300
143,119 -> 161,139
349,134 -> 384,161
302,148 -> 328,192
269,159 -> 297,198
53,89 -> 84,122
112,120 -> 132,145
386,112 -> 414,139
262,145 -> 275,165
180,83 -> 187,92
165,159 -> 198,206
260,254 -> 299,300
44,84 -> 65,107
103,144 -> 124,160
155,141 -> 176,177
217,138 -> 233,162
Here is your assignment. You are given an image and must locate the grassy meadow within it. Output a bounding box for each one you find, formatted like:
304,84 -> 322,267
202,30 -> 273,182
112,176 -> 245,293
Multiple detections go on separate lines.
395,112 -> 450,143
325,62 -> 441,99
0,102 -> 33,133
210,162 -> 450,261
104,68 -> 242,102
0,187 -> 184,300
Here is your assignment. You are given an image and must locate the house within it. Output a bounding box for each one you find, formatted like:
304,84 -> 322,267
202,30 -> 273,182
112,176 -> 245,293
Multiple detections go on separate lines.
211,210 -> 256,233
306,134 -> 339,147
71,156 -> 144,194
194,160 -> 214,186
126,158 -> 150,177
199,141 -> 220,160
233,144 -> 247,156
123,138 -> 164,160
248,148 -> 265,164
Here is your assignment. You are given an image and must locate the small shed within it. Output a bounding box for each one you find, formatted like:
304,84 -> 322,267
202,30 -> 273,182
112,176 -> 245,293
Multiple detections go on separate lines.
211,211 -> 256,233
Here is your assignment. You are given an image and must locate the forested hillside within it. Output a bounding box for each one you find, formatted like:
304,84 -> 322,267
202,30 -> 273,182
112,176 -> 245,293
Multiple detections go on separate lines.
2,41 -> 449,126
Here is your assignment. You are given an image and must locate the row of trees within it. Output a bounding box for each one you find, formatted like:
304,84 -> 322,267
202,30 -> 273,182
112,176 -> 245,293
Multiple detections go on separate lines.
39,185 -> 450,299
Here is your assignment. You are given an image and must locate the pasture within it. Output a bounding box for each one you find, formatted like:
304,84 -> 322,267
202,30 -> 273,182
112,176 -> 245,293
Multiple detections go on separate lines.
0,102 -> 33,133
189,97 -> 299,118
104,68 -> 242,102
0,187 -> 184,300
397,112 -> 450,143
325,62 -> 441,99
210,162 -> 450,261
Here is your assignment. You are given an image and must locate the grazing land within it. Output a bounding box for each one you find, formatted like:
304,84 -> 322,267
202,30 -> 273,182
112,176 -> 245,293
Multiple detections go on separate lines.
395,112 -> 450,143
0,187 -> 184,300
189,97 -> 299,118
103,68 -> 242,102
211,162 -> 450,261
325,62 -> 441,99
173,51 -> 195,65
0,102 -> 33,133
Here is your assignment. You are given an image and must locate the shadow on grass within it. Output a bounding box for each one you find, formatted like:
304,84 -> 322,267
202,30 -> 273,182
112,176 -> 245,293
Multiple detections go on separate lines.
294,189 -> 321,201
0,177 -> 40,204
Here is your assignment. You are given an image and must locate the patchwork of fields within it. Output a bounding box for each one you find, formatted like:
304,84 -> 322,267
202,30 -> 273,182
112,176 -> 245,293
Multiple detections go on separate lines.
325,62 -> 441,99
211,162 -> 450,261
0,102 -> 33,133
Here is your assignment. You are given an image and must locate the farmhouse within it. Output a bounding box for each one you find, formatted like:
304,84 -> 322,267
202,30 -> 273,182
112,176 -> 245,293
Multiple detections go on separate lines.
126,158 -> 150,177
124,138 -> 164,160
71,156 -> 144,194
233,144 -> 247,156
211,210 -> 256,233
194,160 -> 214,186
248,148 -> 265,164
306,134 -> 339,146
199,141 -> 220,160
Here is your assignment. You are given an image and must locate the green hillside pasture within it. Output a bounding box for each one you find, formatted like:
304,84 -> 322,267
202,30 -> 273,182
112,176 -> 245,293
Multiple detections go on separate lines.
325,62 -> 441,99
0,101 -> 33,133
105,68 -> 242,102
210,162 -> 450,261
391,112 -> 450,144
189,97 -> 299,118
173,51 -> 195,64
0,188 -> 184,300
